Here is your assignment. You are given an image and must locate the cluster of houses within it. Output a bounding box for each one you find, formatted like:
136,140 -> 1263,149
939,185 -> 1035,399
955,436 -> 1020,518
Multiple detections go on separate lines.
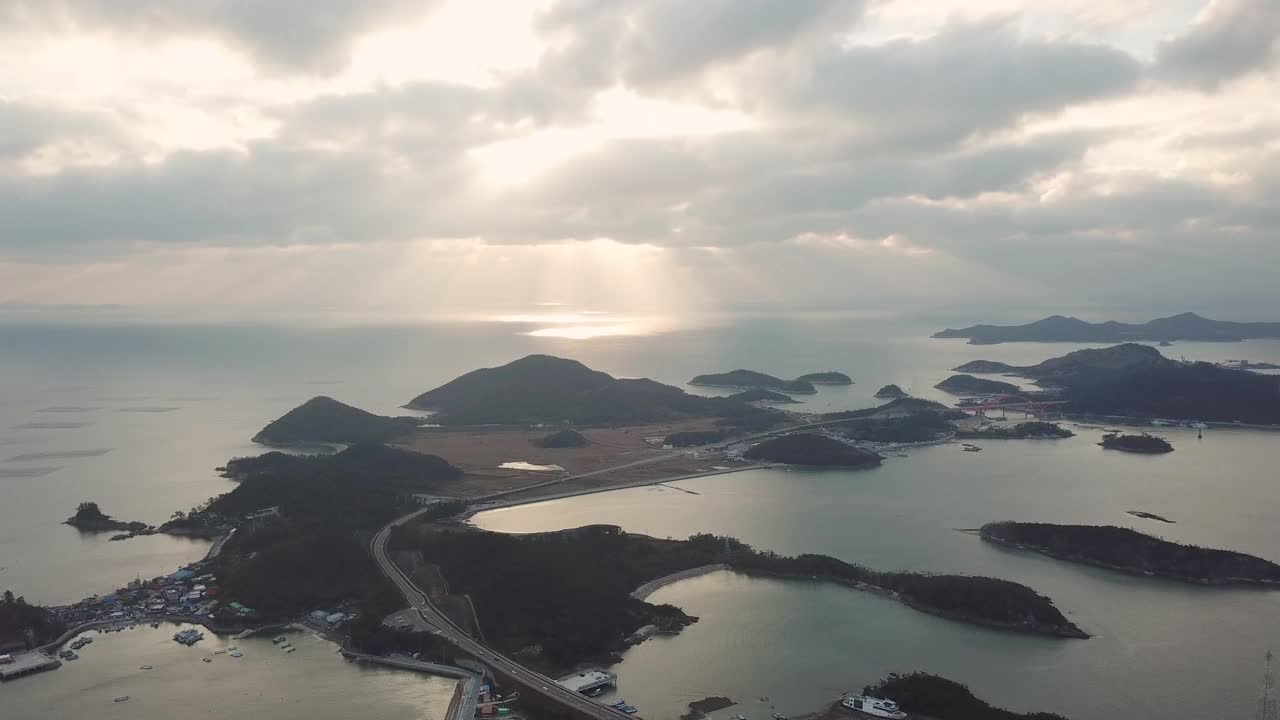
52,560 -> 256,630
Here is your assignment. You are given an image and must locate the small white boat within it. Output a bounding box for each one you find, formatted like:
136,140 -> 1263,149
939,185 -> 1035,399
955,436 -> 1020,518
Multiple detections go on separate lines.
229,650 -> 243,658
286,647 -> 296,653
213,649 -> 226,655
202,657 -> 213,663
140,665 -> 153,670
841,695 -> 906,719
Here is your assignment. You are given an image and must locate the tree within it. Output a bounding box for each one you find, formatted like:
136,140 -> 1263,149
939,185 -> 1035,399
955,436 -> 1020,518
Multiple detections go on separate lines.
2,590 -> 14,605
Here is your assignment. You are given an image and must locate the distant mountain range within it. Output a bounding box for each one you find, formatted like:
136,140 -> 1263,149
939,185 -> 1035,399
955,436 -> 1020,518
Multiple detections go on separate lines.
932,312 -> 1280,345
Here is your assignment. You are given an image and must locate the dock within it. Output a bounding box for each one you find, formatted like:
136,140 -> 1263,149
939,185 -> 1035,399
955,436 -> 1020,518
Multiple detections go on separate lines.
0,651 -> 62,681
554,668 -> 617,695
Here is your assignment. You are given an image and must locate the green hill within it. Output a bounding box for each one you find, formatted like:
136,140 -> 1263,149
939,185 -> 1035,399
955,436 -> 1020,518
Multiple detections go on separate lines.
744,433 -> 883,467
253,396 -> 421,445
406,355 -> 773,426
690,369 -> 817,394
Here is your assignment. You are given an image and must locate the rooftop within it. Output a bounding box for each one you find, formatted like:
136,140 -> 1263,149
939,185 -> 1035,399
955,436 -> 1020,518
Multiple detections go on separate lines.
555,668 -> 617,693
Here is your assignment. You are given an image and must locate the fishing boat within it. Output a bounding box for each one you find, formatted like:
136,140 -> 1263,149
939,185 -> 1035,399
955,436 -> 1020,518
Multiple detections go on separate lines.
286,647 -> 297,653
114,696 -> 130,703
229,650 -> 243,658
840,695 -> 906,719
203,657 -> 213,663
140,665 -> 153,670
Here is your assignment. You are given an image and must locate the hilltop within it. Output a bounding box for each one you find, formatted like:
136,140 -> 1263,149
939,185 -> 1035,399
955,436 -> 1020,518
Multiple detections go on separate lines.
406,355 -> 776,427
874,384 -> 908,398
690,369 -> 817,394
744,433 -> 883,467
253,396 -> 421,445
935,374 -> 1021,395
933,312 -> 1280,345
959,344 -> 1280,423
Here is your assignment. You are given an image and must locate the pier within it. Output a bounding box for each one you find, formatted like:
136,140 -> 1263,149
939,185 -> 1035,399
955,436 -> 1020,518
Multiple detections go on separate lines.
0,651 -> 61,681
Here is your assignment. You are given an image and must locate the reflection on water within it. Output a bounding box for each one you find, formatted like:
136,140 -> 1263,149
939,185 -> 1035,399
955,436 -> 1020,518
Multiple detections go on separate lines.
3,624 -> 457,720
473,427 -> 1280,720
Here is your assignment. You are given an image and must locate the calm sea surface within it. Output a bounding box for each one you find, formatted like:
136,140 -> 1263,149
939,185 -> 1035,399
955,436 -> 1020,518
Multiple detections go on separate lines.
2,314 -> 1279,719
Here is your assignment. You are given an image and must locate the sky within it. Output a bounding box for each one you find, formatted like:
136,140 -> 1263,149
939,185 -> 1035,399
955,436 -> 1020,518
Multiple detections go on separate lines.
1,0 -> 1278,324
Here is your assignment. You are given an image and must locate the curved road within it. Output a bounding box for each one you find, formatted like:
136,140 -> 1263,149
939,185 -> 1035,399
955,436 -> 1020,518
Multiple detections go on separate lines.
369,416 -> 888,719
371,509 -> 633,720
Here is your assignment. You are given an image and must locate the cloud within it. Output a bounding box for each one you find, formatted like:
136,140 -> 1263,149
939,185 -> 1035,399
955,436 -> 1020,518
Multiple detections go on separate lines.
1,0 -> 436,73
1155,0 -> 1280,90
535,0 -> 862,88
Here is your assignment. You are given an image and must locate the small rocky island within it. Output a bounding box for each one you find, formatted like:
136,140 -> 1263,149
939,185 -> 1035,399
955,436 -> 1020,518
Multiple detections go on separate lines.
689,369 -> 817,394
934,374 -> 1021,395
980,522 -> 1280,586
956,422 -> 1075,439
744,433 -> 883,468
794,371 -> 853,385
64,502 -> 148,534
951,359 -> 1021,373
874,384 -> 908,399
1099,432 -> 1173,453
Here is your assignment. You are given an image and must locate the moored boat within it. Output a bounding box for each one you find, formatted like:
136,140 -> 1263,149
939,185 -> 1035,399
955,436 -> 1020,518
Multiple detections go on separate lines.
841,695 -> 906,719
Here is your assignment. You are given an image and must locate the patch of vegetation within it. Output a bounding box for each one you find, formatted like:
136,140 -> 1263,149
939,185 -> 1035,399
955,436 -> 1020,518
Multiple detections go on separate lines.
832,413 -> 956,443
935,374 -> 1021,395
864,672 -> 1068,720
980,522 -> 1280,585
0,591 -> 66,650
689,369 -> 817,394
407,355 -> 775,426
822,397 -> 953,420
664,430 -> 730,447
532,428 -> 589,448
210,443 -> 461,529
744,433 -> 883,467
214,525 -> 393,619
727,388 -> 798,403
253,396 -> 422,445
956,422 -> 1074,439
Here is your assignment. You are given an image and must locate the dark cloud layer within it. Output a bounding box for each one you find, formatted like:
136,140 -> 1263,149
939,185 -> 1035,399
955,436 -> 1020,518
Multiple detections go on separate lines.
1156,0 -> 1280,89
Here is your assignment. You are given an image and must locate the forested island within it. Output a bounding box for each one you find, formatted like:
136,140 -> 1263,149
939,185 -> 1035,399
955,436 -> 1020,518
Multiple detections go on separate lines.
385,523 -> 1085,670
957,422 -> 1074,440
935,374 -> 1021,395
794,371 -> 853,385
980,522 -> 1280,586
404,355 -> 782,427
874,384 -> 908,398
861,673 -> 1068,720
252,395 -> 422,445
1099,433 -> 1172,453
952,344 -> 1280,424
744,433 -> 883,467
689,369 -> 817,394
933,312 -> 1280,345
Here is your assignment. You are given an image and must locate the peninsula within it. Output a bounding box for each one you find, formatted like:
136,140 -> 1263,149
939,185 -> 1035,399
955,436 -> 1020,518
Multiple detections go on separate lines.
743,433 -> 883,467
956,422 -> 1075,440
955,343 -> 1280,424
979,522 -> 1280,586
933,311 -> 1280,345
386,522 -> 1086,671
689,369 -> 817,394
860,672 -> 1068,720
